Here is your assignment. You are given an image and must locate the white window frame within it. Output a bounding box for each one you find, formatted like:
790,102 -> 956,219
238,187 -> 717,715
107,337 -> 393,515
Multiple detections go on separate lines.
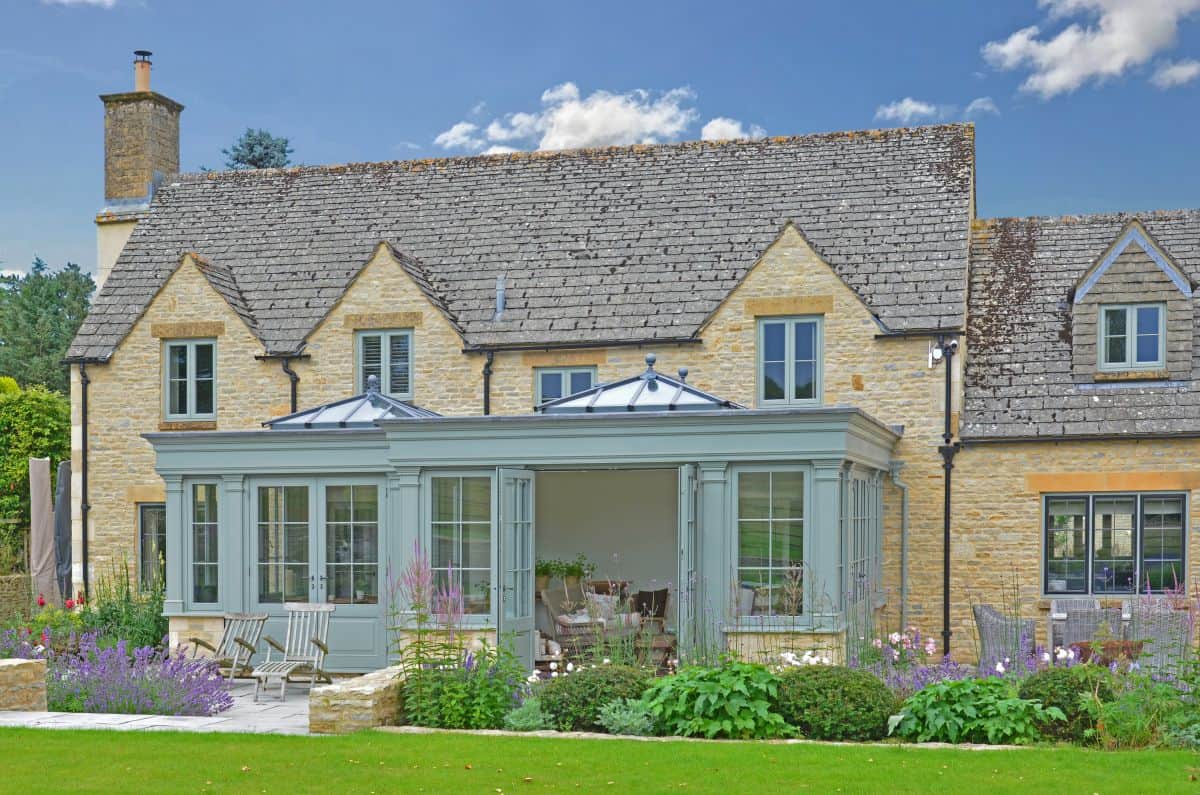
756,316 -> 823,407
356,329 -> 414,399
534,366 -> 597,405
1098,303 -> 1165,372
163,339 -> 216,421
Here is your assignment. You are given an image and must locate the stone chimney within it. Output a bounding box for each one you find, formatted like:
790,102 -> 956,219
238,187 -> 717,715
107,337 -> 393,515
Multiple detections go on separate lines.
95,51 -> 184,289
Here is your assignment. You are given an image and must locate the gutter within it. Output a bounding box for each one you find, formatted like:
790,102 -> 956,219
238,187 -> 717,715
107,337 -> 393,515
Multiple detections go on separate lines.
889,461 -> 910,628
482,351 -> 495,416
462,336 -> 702,355
255,353 -> 311,414
960,431 -> 1200,444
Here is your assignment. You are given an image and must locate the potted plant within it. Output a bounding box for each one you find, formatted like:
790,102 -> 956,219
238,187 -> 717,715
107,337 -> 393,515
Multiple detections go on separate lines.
562,554 -> 595,591
535,558 -> 559,591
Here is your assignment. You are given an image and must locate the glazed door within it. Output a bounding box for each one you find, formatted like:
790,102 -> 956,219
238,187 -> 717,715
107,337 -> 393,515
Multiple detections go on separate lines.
317,481 -> 386,670
252,483 -> 316,611
677,464 -> 698,654
497,468 -> 536,670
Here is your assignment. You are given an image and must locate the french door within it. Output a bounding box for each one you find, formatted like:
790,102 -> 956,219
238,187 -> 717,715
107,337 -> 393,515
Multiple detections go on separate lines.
497,468 -> 536,671
249,478 -> 386,671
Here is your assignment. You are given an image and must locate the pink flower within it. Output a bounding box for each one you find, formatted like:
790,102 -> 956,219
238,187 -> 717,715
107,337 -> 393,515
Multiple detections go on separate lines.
888,632 -> 901,645
925,638 -> 937,656
872,638 -> 883,649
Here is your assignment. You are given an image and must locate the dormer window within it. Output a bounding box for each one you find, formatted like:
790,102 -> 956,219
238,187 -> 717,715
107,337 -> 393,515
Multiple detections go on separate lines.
1099,303 -> 1164,371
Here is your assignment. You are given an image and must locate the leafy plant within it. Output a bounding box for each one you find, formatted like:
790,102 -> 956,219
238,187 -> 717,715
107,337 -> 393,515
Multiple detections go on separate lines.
0,259 -> 93,394
540,663 -> 649,732
775,665 -> 897,741
223,128 -> 293,170
535,559 -> 561,578
642,661 -> 792,739
889,677 -> 1064,745
561,553 -> 595,580
503,697 -> 554,731
402,642 -> 526,730
81,561 -> 168,650
1084,673 -> 1183,749
0,383 -> 70,558
1017,665 -> 1114,742
597,697 -> 654,736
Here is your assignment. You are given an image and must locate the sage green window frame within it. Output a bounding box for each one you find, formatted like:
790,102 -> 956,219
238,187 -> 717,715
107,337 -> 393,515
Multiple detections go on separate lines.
756,317 -> 823,407
731,465 -> 811,628
534,366 -> 597,406
324,482 -> 381,606
1098,303 -> 1165,372
356,329 -> 414,399
425,471 -> 496,625
163,339 -> 216,421
188,482 -> 220,606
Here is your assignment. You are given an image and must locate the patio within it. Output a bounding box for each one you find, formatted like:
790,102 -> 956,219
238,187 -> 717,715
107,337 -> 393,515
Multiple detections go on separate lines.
0,680 -> 311,735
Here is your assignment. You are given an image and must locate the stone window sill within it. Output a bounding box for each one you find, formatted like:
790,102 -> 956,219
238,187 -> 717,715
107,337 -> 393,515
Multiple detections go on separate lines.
1094,369 -> 1169,383
159,420 -> 217,431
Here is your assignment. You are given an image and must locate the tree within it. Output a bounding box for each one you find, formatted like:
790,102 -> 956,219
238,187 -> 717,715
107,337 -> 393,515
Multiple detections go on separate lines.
223,128 -> 293,170
0,383 -> 70,569
0,259 -> 94,394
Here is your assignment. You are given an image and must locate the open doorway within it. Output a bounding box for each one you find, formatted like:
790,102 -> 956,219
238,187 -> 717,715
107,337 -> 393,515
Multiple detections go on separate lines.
533,468 -> 678,668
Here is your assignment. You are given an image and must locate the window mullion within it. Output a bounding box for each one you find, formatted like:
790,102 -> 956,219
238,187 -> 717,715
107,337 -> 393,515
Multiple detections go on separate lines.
784,320 -> 795,403
187,341 -> 197,420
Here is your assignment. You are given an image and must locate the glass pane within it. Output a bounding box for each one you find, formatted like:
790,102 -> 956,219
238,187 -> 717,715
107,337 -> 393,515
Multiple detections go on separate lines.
794,321 -> 815,361
793,362 -> 815,401
193,564 -> 218,603
738,472 -> 770,520
353,567 -> 378,604
462,522 -> 490,569
776,521 -> 804,565
258,487 -> 281,524
360,334 -> 382,391
1135,330 -> 1160,364
1136,306 -> 1160,336
569,371 -> 593,394
326,486 -> 352,523
353,524 -> 378,563
285,486 -> 308,522
259,520 -> 282,564
461,570 -> 491,614
194,379 -> 213,415
328,565 -> 353,603
762,322 -> 785,362
771,471 -> 804,518
194,344 -> 214,379
461,478 -> 491,522
352,486 -> 378,522
328,523 -> 353,563
432,478 -> 460,523
540,372 -> 563,402
738,521 -> 770,568
431,523 -> 456,568
1104,308 -> 1127,336
285,524 -> 309,563
388,333 -> 411,394
168,345 -> 188,379
284,564 -> 309,601
170,380 -> 188,415
192,484 -> 217,524
1105,335 -> 1127,366
1093,496 -> 1136,593
762,363 -> 785,401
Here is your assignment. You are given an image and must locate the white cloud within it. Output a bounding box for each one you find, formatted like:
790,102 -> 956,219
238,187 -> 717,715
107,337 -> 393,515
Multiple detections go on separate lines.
700,117 -> 766,141
394,141 -> 421,151
434,81 -> 708,153
874,97 -> 941,123
433,121 -> 483,151
982,0 -> 1200,98
964,96 -> 1000,117
41,0 -> 117,6
470,101 -> 487,116
482,145 -> 519,155
1151,58 -> 1200,87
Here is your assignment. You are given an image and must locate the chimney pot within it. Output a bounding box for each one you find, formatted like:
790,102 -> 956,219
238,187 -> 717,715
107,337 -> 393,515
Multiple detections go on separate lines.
133,50 -> 152,92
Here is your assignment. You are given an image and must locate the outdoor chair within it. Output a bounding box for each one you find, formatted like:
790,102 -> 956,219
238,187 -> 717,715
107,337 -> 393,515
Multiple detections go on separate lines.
1049,598 -> 1125,650
189,612 -> 268,681
972,604 -> 1034,670
539,583 -> 641,659
252,602 -> 335,702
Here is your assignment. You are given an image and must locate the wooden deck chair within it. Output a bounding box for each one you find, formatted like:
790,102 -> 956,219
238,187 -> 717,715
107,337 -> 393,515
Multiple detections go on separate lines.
189,612 -> 268,681
252,602 -> 335,702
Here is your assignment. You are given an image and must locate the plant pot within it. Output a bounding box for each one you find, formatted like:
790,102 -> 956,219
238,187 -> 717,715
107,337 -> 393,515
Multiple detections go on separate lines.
737,584 -> 757,617
563,576 -> 581,592
1071,639 -> 1144,666
535,575 -> 550,591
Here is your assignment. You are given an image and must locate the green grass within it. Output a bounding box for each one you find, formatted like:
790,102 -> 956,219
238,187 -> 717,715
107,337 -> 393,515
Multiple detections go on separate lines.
1,728 -> 1198,793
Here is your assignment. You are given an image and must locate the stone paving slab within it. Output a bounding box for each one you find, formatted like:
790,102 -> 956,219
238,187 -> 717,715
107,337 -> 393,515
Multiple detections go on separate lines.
0,681 -> 312,735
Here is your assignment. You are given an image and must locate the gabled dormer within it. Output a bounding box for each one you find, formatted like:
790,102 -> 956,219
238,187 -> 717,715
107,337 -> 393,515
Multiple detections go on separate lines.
1071,220 -> 1196,383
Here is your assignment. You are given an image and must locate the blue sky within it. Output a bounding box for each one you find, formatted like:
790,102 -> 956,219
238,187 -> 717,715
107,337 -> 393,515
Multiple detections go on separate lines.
2,0 -> 1198,276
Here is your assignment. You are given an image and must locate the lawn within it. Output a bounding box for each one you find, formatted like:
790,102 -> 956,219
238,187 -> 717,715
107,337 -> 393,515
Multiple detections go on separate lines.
1,728 -> 1198,793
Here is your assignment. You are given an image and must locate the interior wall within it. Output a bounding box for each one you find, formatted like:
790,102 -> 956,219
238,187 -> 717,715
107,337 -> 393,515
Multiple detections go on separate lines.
535,469 -> 677,591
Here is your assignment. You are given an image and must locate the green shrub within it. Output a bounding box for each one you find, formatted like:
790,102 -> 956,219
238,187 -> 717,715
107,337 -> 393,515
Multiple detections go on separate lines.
1088,674 -> 1183,749
402,643 -> 525,730
889,677 -> 1064,745
503,698 -> 554,731
597,698 -> 654,736
643,661 -> 792,739
1017,666 -> 1114,742
539,664 -> 649,732
774,665 -> 897,741
82,562 -> 168,649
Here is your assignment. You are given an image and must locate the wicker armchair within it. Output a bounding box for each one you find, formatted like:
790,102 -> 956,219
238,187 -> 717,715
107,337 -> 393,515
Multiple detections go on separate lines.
972,604 -> 1034,669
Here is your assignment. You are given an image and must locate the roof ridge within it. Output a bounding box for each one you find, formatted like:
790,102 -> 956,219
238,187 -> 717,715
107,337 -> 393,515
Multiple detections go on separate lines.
976,207 -> 1200,227
187,253 -> 262,340
167,122 -> 974,182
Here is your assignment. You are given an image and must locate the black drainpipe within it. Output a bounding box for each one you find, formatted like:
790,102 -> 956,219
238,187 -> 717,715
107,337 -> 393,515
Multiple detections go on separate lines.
280,357 -> 299,413
78,362 -> 91,600
482,351 -> 495,415
935,336 -> 961,656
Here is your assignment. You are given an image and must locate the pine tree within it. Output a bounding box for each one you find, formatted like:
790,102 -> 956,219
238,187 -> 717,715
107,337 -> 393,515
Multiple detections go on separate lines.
222,128 -> 294,170
0,258 -> 94,394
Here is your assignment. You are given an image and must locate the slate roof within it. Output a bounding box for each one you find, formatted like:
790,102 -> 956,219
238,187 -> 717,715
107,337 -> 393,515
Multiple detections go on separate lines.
68,124 -> 974,361
962,209 -> 1200,439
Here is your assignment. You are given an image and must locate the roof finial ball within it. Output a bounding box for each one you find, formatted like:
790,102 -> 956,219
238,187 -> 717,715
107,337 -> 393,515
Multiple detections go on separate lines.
366,374 -> 381,394
678,366 -> 689,382
645,352 -> 657,369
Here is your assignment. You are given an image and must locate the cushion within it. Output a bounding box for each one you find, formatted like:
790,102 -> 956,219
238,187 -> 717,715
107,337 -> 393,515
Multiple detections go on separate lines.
586,592 -> 619,621
556,611 -> 597,627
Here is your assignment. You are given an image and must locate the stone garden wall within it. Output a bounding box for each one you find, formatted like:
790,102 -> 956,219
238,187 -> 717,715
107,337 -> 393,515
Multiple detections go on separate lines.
0,659 -> 47,711
0,574 -> 32,622
309,665 -> 404,734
